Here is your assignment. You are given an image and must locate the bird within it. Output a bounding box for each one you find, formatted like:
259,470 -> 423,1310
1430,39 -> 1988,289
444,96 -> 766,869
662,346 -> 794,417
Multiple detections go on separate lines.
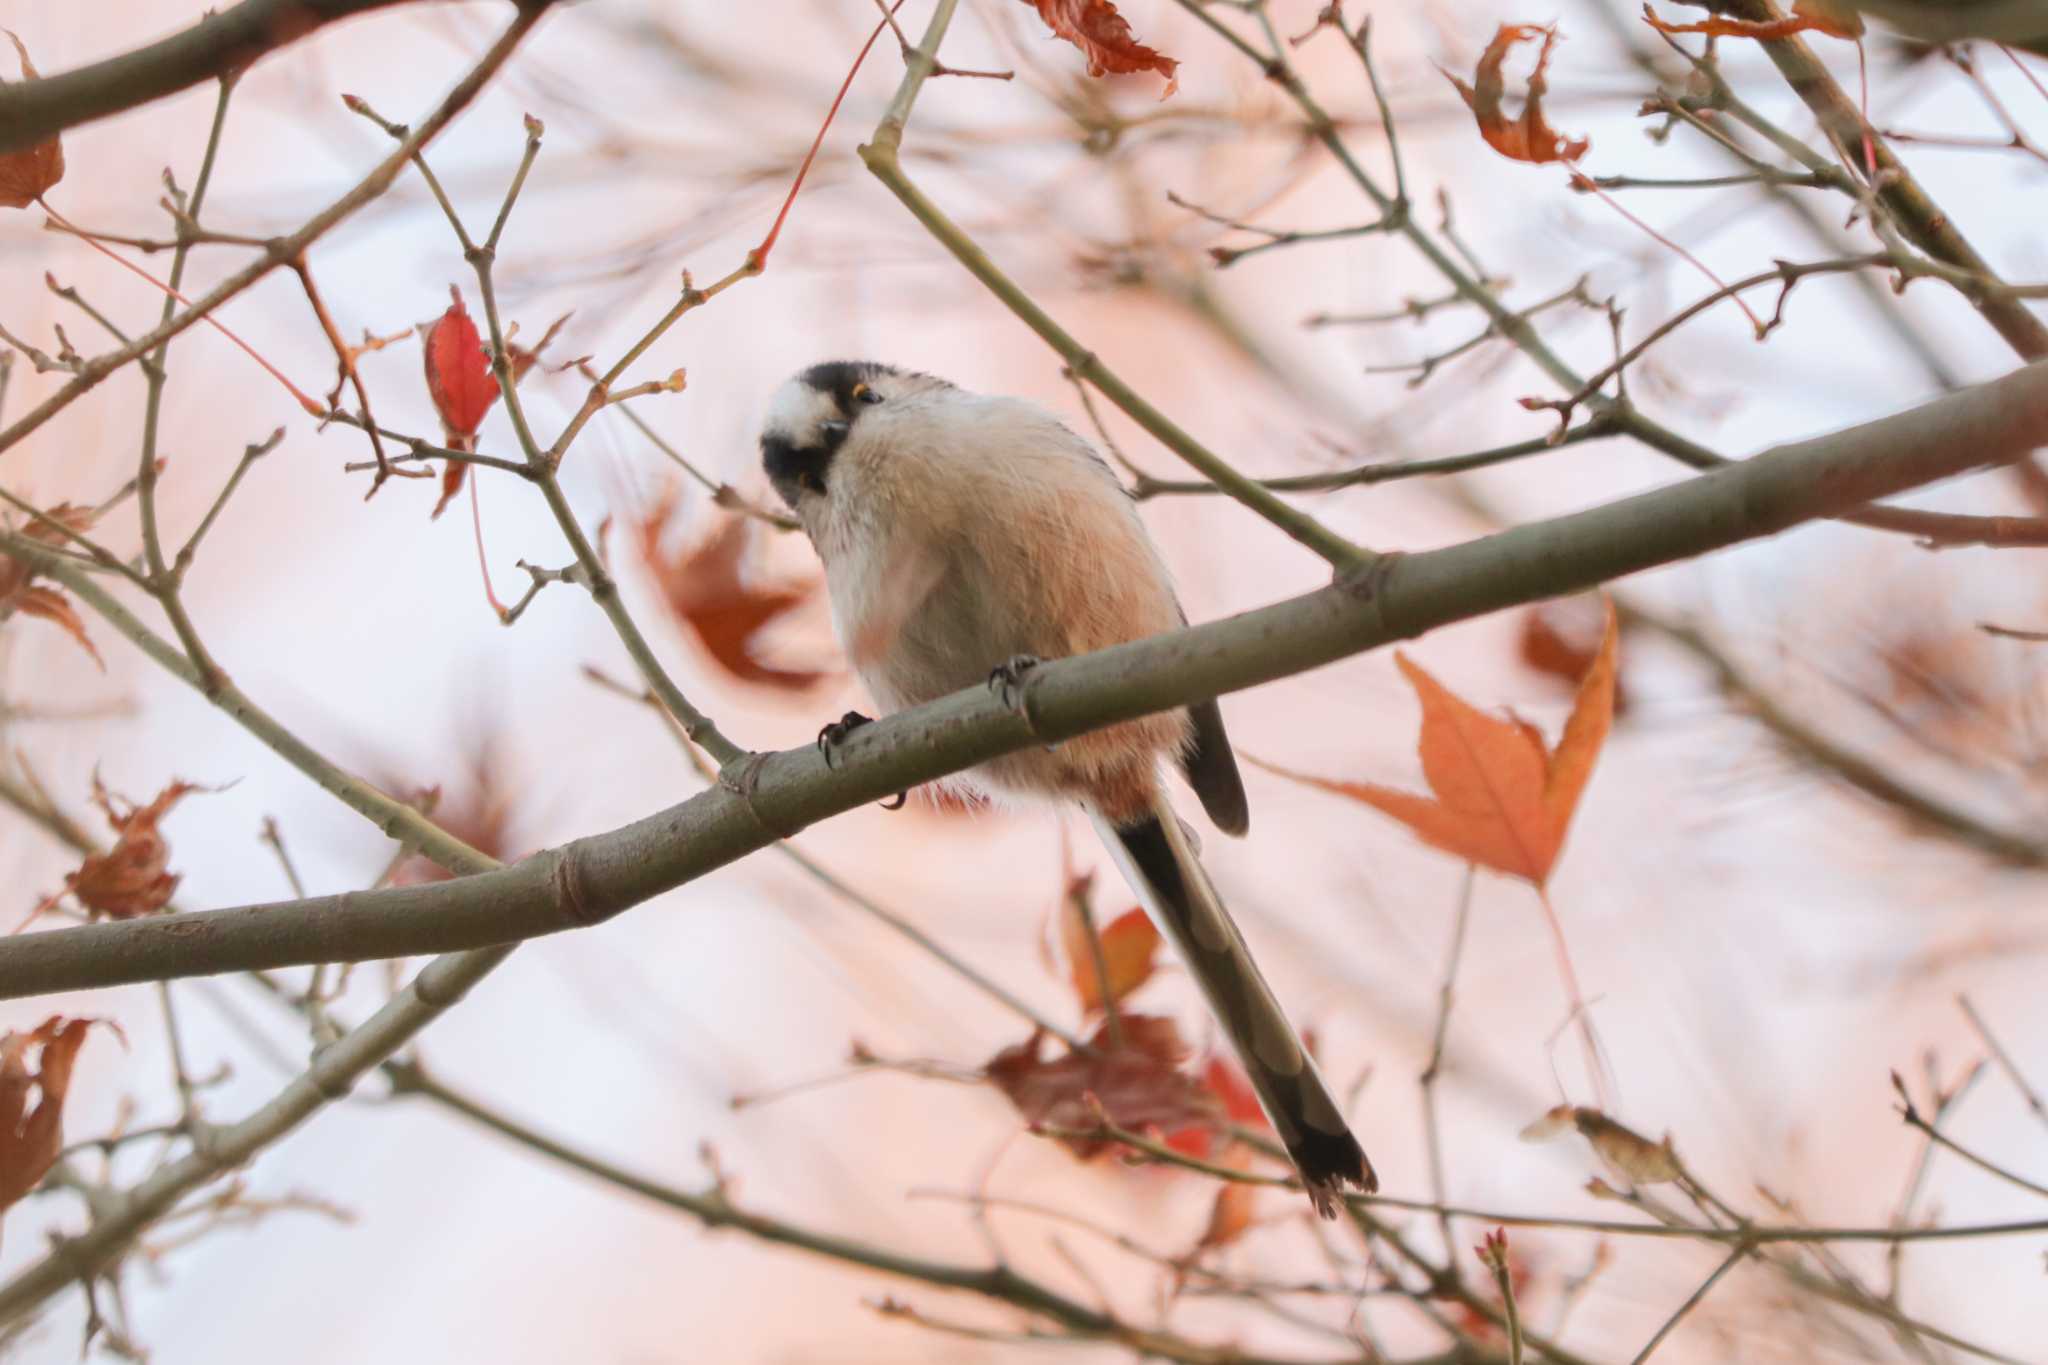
759,360 -> 1375,1215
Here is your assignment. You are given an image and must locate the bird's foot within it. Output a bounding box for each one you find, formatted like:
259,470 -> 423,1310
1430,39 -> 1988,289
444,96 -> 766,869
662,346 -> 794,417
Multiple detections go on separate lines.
817,710 -> 909,810
816,710 -> 873,767
987,654 -> 1042,716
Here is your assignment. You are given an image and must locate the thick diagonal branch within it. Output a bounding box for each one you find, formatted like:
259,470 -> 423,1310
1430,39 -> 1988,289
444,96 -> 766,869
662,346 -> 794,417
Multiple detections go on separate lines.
0,0 -> 442,155
5,360 -> 2045,998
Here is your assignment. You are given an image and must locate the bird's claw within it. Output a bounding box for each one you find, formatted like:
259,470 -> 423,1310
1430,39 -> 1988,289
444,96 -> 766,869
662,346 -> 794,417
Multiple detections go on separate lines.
987,654 -> 1042,715
817,710 -> 909,809
816,710 -> 873,767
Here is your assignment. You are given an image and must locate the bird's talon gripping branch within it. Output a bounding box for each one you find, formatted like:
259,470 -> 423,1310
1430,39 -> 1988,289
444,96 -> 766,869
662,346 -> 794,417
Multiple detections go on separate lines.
816,710 -> 873,766
987,654 -> 1042,718
817,711 -> 909,809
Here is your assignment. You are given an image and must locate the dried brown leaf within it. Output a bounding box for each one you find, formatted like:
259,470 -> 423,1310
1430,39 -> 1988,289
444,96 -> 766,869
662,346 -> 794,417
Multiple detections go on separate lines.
1,504 -> 106,667
1443,24 -> 1589,165
985,1014 -> 1221,1158
58,777 -> 199,919
1526,1105 -> 1681,1184
1020,0 -> 1179,96
10,586 -> 102,669
0,1018 -> 97,1220
1576,1109 -> 1681,1184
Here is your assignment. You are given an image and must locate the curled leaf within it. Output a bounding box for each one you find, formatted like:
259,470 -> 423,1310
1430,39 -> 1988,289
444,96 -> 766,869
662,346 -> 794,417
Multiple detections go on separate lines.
0,33 -> 65,209
0,1018 -> 97,1221
9,586 -> 101,668
1577,1109 -> 1681,1184
1443,24 -> 1588,165
1525,1105 -> 1682,1185
985,1014 -> 1221,1159
506,311 -> 572,384
0,503 -> 104,667
1020,0 -> 1179,96
55,777 -> 200,919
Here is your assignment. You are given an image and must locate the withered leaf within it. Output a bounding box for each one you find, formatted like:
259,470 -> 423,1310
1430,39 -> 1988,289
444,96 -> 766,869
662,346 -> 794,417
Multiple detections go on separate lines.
1256,601 -> 1618,886
1443,24 -> 1589,165
985,1014 -> 1221,1158
1576,1109 -> 1681,1184
10,586 -> 102,669
1,503 -> 104,667
636,493 -> 826,691
1020,0 -> 1179,97
58,776 -> 199,919
1166,1053 -> 1267,1160
1522,1104 -> 1681,1185
1642,0 -> 1862,42
0,1018 -> 97,1221
0,33 -> 65,210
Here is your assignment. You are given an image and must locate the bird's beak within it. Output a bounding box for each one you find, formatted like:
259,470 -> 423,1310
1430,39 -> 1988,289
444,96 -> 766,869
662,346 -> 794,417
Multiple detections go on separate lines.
819,419 -> 850,440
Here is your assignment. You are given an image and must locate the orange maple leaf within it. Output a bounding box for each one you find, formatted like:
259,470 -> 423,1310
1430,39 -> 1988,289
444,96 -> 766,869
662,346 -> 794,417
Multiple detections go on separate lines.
1185,1149 -> 1259,1261
1062,899 -> 1161,1016
1259,601 -> 1617,887
0,33 -> 65,210
1442,23 -> 1589,166
1020,0 -> 1180,97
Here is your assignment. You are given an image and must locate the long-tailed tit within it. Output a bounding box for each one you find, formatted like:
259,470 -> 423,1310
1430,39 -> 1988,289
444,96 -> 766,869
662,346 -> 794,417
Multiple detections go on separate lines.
761,361 -> 1375,1214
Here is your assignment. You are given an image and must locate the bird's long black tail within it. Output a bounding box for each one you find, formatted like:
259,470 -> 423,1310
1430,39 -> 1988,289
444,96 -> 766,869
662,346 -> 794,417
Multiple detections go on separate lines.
1092,799 -> 1375,1217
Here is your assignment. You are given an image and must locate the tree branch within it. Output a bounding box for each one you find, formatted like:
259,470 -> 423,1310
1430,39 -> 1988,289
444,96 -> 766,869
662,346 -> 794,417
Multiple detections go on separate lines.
1722,0 -> 2048,361
0,0 -> 441,155
0,1 -> 553,463
6,359 -> 2046,997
